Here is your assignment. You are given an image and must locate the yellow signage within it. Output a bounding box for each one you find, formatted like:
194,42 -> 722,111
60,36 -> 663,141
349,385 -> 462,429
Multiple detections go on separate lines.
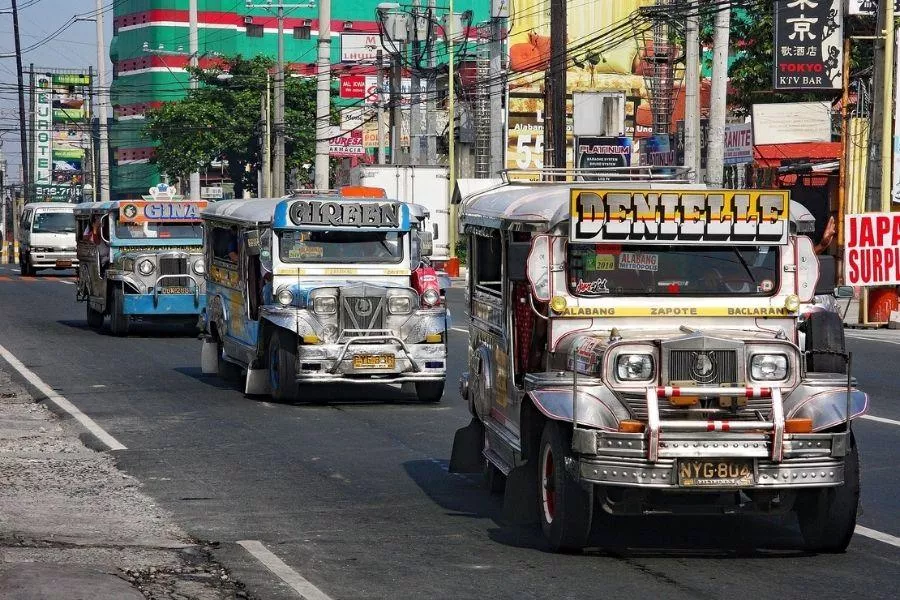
570,189 -> 790,245
274,267 -> 411,277
559,305 -> 791,318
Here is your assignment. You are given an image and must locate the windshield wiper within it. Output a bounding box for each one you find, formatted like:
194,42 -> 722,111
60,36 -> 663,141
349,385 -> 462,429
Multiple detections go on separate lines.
732,248 -> 757,285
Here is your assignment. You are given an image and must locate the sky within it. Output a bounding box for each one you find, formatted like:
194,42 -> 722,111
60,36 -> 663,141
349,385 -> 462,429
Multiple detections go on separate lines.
0,0 -> 114,184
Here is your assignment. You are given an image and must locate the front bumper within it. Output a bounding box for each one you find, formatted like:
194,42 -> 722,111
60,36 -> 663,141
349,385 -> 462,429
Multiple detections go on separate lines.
294,338 -> 446,384
123,292 -> 207,316
29,251 -> 77,268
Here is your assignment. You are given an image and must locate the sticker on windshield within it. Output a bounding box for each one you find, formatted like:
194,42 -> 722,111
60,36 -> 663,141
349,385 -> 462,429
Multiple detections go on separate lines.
288,245 -> 324,259
759,279 -> 774,292
586,253 -> 615,271
619,252 -> 659,272
575,278 -> 610,295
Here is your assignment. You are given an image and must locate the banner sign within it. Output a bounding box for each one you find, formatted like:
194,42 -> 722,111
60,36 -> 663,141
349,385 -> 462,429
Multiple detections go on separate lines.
119,201 -> 206,223
32,74 -> 52,186
849,1 -> 900,15
569,189 -> 790,245
576,136 -> 631,181
844,213 -> 900,286
340,75 -> 367,99
724,122 -> 754,165
774,0 -> 843,90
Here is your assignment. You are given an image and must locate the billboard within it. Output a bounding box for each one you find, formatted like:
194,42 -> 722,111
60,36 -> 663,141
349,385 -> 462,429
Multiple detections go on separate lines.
844,213 -> 900,286
773,0 -> 843,90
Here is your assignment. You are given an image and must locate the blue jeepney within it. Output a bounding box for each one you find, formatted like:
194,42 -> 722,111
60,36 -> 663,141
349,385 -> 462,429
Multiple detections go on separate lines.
74,184 -> 207,335
198,189 -> 448,402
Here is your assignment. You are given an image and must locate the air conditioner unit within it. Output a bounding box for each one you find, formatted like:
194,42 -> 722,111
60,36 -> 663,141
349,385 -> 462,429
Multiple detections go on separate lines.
243,16 -> 254,25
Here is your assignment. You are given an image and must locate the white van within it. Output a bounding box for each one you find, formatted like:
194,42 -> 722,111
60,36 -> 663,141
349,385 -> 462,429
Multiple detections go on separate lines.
18,202 -> 78,275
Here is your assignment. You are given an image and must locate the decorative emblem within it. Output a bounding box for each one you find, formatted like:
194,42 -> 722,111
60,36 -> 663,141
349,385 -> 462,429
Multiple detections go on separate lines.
355,298 -> 373,316
690,351 -> 718,383
122,203 -> 138,219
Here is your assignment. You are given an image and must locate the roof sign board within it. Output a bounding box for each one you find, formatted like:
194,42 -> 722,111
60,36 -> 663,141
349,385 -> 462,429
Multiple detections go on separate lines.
570,189 -> 790,245
119,201 -> 207,223
773,0 -> 842,90
283,200 -> 410,230
844,213 -> 900,286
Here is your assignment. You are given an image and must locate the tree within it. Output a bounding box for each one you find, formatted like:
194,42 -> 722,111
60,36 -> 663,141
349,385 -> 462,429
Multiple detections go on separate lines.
143,55 -> 322,197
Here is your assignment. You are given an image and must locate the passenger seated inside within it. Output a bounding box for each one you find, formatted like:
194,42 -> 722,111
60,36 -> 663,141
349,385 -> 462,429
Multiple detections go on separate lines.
83,215 -> 110,271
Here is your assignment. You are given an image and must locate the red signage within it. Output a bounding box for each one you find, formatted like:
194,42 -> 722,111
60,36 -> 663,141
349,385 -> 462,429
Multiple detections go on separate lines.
328,130 -> 364,157
844,213 -> 900,286
340,75 -> 366,99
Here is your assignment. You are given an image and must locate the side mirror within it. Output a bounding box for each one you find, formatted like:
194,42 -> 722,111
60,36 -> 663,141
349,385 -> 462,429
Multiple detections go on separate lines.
814,254 -> 836,296
244,230 -> 260,256
834,285 -> 854,299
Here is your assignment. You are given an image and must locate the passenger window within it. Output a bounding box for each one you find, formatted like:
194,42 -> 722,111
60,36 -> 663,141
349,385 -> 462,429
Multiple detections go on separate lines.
211,226 -> 239,264
473,232 -> 502,293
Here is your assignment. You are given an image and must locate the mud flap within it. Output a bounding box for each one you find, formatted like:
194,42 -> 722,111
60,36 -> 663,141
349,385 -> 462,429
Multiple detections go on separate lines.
200,339 -> 218,375
245,367 -> 270,396
501,462 -> 540,525
449,418 -> 484,473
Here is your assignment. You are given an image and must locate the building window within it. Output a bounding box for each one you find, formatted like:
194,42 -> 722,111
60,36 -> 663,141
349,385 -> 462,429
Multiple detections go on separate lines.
293,26 -> 311,40
246,23 -> 264,38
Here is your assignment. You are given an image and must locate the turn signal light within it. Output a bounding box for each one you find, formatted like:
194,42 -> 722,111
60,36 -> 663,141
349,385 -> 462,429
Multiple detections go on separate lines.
302,335 -> 321,344
425,333 -> 443,343
669,395 -> 699,407
785,417 -> 813,433
618,420 -> 645,433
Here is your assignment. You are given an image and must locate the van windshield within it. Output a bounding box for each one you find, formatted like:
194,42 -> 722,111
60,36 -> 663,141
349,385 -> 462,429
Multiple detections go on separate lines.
32,211 -> 76,234
115,221 -> 203,240
279,230 -> 404,264
568,244 -> 780,297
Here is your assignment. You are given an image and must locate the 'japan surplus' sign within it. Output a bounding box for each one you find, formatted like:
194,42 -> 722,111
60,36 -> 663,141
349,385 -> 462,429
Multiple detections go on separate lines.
774,0 -> 842,90
844,213 -> 900,286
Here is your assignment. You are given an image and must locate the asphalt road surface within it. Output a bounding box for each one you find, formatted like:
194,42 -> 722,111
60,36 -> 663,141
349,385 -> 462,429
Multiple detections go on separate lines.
0,264 -> 898,600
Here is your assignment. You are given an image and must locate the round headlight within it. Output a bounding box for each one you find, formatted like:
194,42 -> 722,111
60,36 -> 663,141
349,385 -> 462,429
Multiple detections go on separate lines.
422,288 -> 440,307
192,259 -> 205,275
138,259 -> 155,275
276,288 -> 294,306
615,354 -> 654,381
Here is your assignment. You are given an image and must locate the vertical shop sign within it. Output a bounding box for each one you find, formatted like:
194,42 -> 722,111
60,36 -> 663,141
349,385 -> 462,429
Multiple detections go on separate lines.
774,0 -> 843,90
32,74 -> 52,186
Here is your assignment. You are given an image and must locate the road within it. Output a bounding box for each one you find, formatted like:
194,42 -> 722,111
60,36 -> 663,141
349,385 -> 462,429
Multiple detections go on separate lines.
0,264 -> 898,600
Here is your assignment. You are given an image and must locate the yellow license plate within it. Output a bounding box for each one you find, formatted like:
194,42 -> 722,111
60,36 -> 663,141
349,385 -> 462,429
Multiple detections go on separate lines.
55,260 -> 72,268
679,459 -> 754,487
352,354 -> 395,369
160,286 -> 191,294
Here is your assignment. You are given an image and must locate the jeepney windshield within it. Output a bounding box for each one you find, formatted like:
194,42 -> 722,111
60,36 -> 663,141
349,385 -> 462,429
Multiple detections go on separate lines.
114,220 -> 203,241
568,244 -> 780,297
32,211 -> 76,234
278,229 -> 404,264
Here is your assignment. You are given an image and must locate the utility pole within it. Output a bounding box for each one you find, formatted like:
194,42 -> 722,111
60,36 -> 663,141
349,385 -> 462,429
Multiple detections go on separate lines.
188,0 -> 200,200
706,1 -> 730,187
549,0 -> 567,171
410,0 -> 422,165
391,50 -> 403,164
11,0 -> 29,202
866,0 -> 892,212
447,0 -> 457,258
489,1 -> 507,176
684,0 -> 701,183
426,0 -> 437,160
377,48 -> 386,164
314,0 -> 331,190
261,71 -> 272,197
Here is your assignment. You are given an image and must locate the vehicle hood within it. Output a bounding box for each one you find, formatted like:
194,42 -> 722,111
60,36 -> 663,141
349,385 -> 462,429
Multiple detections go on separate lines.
28,231 -> 76,249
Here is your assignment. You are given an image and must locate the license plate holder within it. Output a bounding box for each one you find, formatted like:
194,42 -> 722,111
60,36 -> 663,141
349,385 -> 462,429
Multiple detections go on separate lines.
352,354 -> 395,369
160,286 -> 191,294
55,260 -> 72,268
678,459 -> 754,488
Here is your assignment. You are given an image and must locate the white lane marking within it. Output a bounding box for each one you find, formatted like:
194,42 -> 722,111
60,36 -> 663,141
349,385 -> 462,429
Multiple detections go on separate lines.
58,279 -> 75,285
861,414 -> 900,426
845,333 -> 900,346
451,327 -> 468,334
0,342 -> 127,451
856,525 -> 900,548
237,540 -> 333,600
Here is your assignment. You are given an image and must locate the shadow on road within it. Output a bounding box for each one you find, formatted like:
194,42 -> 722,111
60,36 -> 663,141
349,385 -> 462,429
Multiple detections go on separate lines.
56,319 -> 200,339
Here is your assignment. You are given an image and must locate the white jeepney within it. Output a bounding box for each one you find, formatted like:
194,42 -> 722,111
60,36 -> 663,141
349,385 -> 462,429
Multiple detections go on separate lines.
450,170 -> 867,552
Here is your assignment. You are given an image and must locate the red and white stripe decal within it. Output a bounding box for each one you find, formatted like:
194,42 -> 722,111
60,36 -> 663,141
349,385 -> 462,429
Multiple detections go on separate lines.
706,420 -> 731,432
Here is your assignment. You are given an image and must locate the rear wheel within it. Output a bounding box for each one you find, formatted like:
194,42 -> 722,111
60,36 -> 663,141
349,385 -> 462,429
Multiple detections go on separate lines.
803,311 -> 846,373
538,421 -> 593,552
415,380 -> 444,403
86,302 -> 104,329
20,253 -> 33,276
108,286 -> 129,337
268,330 -> 299,402
796,432 -> 859,553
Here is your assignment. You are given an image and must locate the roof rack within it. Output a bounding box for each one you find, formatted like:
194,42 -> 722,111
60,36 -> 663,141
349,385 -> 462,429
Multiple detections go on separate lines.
500,166 -> 695,184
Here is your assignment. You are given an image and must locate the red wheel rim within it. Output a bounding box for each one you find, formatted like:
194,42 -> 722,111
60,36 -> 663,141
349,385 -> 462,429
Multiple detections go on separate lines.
541,444 -> 556,522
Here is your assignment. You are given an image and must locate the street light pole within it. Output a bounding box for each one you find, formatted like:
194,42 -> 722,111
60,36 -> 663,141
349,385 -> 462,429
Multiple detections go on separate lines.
188,0 -> 200,200
314,0 -> 332,190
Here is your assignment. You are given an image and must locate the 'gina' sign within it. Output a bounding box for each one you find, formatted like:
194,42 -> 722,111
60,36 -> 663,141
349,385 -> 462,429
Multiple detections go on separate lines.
119,201 -> 207,223
289,200 -> 400,228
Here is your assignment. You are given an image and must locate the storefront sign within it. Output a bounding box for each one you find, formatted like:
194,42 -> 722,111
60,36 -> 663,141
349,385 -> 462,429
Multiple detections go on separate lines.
844,213 -> 900,286
340,75 -> 367,99
340,33 -> 389,63
774,0 -> 842,90
32,74 -> 52,186
751,101 -> 831,144
328,130 -> 365,157
724,122 -> 753,165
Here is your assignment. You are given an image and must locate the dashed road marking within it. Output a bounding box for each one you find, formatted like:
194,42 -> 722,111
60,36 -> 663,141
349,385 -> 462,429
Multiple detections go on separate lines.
0,342 -> 127,451
58,279 -> 75,285
237,540 -> 333,600
856,525 -> 900,549
451,327 -> 468,334
861,414 -> 900,427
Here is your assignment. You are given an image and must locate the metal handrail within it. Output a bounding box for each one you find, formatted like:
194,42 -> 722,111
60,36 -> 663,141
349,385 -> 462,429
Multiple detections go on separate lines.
500,166 -> 695,184
328,333 -> 421,374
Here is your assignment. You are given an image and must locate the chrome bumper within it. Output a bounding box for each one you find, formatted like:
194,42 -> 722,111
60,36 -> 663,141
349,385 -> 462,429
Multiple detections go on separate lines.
29,251 -> 77,267
294,335 -> 446,383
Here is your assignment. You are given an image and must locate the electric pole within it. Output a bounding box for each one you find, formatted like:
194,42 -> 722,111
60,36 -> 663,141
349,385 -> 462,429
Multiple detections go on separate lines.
867,0 -> 894,212
11,0 -> 29,202
391,49 -> 403,164
426,0 -> 437,160
188,0 -> 200,200
377,48 -> 386,164
684,0 -> 701,183
410,0 -> 422,165
549,0 -> 567,171
706,1 -> 730,187
489,1 -> 507,176
314,0 -> 331,190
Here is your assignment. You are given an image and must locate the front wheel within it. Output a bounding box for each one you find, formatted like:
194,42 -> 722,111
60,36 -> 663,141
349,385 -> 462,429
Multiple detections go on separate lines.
796,432 -> 860,553
538,421 -> 593,552
20,253 -> 33,276
415,380 -> 444,403
268,330 -> 299,402
108,286 -> 129,337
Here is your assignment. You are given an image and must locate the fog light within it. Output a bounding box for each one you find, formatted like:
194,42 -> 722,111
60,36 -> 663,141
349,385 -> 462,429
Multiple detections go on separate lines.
425,332 -> 443,343
138,259 -> 154,275
784,294 -> 800,313
549,296 -> 567,314
301,334 -> 320,344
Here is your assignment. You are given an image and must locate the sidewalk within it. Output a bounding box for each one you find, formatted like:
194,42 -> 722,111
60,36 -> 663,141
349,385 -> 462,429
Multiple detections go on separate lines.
0,365 -> 251,599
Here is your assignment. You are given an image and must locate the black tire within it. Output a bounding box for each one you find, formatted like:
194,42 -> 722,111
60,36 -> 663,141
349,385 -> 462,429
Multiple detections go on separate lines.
803,311 -> 846,373
796,432 -> 859,553
483,460 -> 506,494
20,253 -> 33,276
415,380 -> 444,403
86,302 -> 104,329
267,330 -> 299,402
538,421 -> 593,552
217,341 -> 243,383
108,286 -> 129,337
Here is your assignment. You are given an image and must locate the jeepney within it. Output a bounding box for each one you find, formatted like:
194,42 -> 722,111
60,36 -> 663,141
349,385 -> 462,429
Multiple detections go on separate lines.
198,188 -> 448,403
450,170 -> 867,553
74,184 -> 207,336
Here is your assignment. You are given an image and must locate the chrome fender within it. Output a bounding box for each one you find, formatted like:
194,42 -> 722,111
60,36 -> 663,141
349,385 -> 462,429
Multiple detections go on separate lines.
527,386 -> 631,431
207,294 -> 228,338
259,307 -> 319,339
786,383 -> 868,432
469,343 -> 494,421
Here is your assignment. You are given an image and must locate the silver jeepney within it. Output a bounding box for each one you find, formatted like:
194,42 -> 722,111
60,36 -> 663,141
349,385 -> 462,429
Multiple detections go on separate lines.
450,169 -> 866,552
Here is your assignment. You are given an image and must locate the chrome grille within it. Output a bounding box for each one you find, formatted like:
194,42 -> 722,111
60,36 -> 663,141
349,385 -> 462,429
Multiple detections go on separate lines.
158,257 -> 189,288
669,349 -> 737,386
340,295 -> 385,333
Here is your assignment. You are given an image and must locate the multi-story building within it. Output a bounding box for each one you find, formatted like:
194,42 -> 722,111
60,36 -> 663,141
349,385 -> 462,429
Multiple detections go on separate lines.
109,0 -> 490,199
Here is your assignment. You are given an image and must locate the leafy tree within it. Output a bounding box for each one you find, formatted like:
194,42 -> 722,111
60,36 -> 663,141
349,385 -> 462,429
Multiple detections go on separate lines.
144,55 -> 323,197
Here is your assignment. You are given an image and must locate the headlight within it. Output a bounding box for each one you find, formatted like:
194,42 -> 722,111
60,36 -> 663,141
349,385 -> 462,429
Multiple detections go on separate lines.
138,259 -> 155,275
616,354 -> 654,381
388,295 -> 413,314
313,295 -> 336,315
421,288 -> 440,307
750,354 -> 788,380
276,287 -> 294,306
192,259 -> 205,275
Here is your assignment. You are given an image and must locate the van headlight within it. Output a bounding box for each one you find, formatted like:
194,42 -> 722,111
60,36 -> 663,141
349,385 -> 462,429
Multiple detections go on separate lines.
388,295 -> 412,314
616,354 -> 654,381
138,259 -> 155,275
750,354 -> 788,380
313,295 -> 337,315
192,259 -> 205,275
276,287 -> 294,307
421,288 -> 440,307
